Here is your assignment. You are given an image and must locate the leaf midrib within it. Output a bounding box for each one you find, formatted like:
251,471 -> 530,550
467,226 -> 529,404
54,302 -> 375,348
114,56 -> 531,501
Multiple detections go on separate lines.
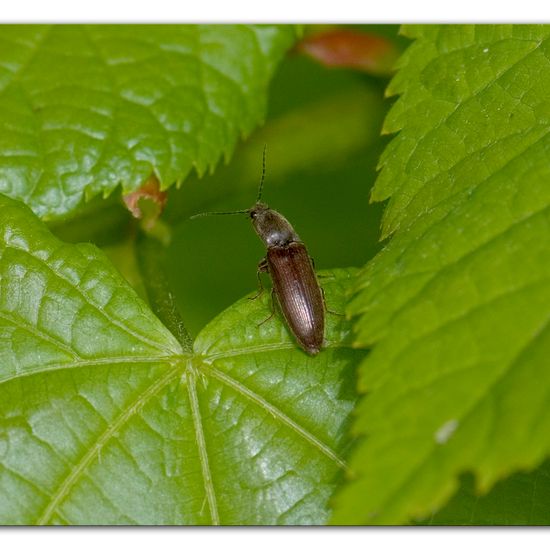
187,370 -> 219,525
28,345 -> 348,524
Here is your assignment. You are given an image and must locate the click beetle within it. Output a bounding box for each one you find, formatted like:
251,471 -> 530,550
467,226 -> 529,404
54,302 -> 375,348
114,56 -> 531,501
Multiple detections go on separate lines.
192,147 -> 325,355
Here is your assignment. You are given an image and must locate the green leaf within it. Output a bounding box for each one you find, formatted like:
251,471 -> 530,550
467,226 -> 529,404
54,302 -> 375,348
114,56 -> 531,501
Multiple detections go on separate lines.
0,25 -> 297,220
0,193 -> 360,525
331,24 -> 550,524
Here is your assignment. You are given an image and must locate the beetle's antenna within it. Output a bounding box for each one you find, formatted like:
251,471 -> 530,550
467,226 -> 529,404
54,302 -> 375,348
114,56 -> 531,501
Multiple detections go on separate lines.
257,144 -> 267,203
190,209 -> 248,219
192,145 -> 267,220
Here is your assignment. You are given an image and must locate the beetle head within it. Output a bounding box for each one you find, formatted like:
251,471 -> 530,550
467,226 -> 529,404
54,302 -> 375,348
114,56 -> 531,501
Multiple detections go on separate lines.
249,202 -> 299,247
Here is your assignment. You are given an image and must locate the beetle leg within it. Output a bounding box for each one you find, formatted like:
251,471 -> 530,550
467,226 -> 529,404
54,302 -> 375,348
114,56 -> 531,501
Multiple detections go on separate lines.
258,288 -> 277,326
249,258 -> 269,300
313,260 -> 336,280
310,257 -> 334,280
316,267 -> 336,280
321,287 -> 344,316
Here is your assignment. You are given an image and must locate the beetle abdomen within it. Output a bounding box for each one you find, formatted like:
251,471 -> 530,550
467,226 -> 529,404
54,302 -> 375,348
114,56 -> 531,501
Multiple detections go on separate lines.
267,242 -> 324,355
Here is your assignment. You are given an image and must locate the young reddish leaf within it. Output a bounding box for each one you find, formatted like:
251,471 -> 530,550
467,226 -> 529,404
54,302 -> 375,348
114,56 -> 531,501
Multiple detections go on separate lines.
123,175 -> 168,230
297,29 -> 399,76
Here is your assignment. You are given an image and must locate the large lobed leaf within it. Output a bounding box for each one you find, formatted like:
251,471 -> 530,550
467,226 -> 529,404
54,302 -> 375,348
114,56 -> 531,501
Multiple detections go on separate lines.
0,25 -> 297,220
0,193 -> 360,525
332,25 -> 550,524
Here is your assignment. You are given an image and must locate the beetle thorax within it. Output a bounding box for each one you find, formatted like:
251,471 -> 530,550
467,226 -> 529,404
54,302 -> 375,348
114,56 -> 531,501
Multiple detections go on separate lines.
249,202 -> 300,247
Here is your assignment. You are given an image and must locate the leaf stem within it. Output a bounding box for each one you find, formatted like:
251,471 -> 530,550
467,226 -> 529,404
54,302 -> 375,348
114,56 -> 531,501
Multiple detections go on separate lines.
136,234 -> 193,353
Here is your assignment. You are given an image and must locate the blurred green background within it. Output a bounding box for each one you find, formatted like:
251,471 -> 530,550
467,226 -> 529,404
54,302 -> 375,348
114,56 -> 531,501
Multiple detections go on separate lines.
51,25 -> 406,337
164,27 -> 403,336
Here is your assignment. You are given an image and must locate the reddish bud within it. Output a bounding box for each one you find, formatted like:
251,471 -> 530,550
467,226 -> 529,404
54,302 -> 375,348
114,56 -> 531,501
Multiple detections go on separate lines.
297,29 -> 399,76
123,175 -> 167,230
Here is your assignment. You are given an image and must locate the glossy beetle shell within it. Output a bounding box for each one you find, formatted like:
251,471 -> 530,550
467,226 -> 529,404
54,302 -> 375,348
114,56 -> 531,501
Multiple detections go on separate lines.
191,149 -> 326,354
248,202 -> 325,355
266,241 -> 325,355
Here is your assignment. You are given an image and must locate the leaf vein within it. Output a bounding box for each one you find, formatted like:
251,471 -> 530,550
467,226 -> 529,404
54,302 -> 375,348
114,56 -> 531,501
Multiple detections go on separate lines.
187,371 -> 220,525
0,356 -> 180,387
0,310 -> 80,360
6,242 -> 174,354
386,274 -> 550,380
355,197 -> 550,343
388,36 -> 548,217
206,365 -> 347,470
36,365 -> 181,525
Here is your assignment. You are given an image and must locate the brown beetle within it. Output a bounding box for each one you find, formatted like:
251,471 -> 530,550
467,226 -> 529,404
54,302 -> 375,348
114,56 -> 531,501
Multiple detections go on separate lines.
192,147 -> 325,355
